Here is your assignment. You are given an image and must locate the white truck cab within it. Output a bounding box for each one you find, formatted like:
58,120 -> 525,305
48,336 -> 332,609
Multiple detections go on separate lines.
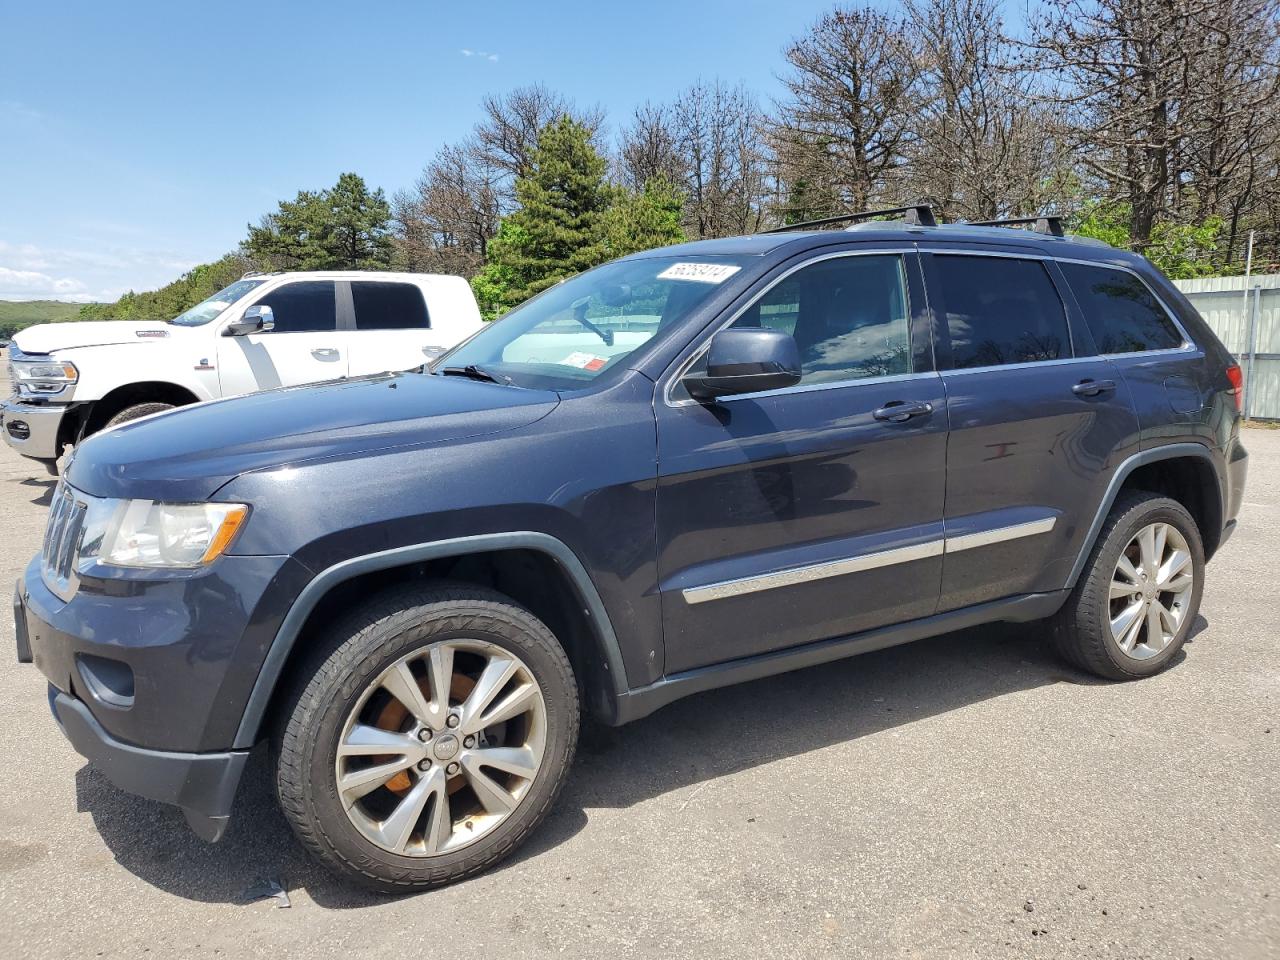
1,271 -> 483,470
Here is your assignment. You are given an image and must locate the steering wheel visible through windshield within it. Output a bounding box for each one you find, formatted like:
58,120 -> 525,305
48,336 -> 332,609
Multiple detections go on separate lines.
436,256 -> 750,390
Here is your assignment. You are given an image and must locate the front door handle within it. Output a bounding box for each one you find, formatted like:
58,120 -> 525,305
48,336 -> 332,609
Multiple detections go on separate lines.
1072,378 -> 1116,397
311,347 -> 340,359
873,400 -> 933,422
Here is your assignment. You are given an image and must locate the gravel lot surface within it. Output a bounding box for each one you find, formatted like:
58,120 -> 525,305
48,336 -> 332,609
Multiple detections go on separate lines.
1,376 -> 1276,958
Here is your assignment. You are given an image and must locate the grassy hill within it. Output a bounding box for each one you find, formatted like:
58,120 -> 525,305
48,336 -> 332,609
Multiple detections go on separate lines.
0,300 -> 101,340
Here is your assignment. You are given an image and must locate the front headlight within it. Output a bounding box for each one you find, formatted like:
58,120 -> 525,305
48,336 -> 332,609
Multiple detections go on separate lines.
10,358 -> 78,395
79,499 -> 249,569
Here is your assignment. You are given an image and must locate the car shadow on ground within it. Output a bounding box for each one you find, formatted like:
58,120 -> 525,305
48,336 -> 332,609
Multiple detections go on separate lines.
75,614 -> 1208,909
17,477 -> 56,507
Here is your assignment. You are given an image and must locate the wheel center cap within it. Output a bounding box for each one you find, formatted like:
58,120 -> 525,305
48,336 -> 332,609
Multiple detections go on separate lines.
432,733 -> 460,761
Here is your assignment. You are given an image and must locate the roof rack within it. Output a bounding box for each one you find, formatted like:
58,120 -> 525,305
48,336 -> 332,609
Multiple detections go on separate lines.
762,204 -> 937,234
968,215 -> 1065,237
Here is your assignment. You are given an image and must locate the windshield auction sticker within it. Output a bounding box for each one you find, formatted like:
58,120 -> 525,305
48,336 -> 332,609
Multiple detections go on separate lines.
561,352 -> 609,371
657,262 -> 742,284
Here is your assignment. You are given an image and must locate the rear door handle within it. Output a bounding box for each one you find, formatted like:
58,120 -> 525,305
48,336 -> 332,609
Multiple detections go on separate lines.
1072,379 -> 1116,397
311,347 -> 340,359
873,400 -> 933,422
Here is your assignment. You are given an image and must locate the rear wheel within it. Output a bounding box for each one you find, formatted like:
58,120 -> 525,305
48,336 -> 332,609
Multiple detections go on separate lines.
1052,492 -> 1204,680
274,584 -> 579,891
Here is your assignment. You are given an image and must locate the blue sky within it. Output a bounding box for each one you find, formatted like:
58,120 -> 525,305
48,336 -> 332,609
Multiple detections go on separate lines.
0,0 -> 850,303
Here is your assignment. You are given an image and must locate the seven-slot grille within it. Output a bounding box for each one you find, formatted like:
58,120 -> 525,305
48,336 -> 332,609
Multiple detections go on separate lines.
42,481 -> 87,591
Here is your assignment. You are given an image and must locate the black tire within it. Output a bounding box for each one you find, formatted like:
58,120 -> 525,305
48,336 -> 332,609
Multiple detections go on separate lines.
274,583 -> 579,892
1052,492 -> 1204,680
104,401 -> 174,428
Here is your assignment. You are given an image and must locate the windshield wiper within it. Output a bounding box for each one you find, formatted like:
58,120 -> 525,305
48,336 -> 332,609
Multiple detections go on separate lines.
439,364 -> 511,385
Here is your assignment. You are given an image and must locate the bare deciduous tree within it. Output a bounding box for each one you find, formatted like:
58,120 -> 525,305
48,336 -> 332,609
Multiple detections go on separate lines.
905,0 -> 1071,221
617,102 -> 685,191
772,5 -> 922,215
393,142 -> 502,277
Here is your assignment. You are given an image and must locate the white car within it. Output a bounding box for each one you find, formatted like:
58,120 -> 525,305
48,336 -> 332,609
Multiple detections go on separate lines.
2,271 -> 483,470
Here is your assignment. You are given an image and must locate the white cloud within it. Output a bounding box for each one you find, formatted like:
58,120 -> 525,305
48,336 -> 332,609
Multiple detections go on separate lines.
459,48 -> 499,61
0,266 -> 86,300
0,240 -> 199,304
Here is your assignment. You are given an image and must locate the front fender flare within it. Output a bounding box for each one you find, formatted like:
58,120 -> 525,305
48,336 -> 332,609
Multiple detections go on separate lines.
232,531 -> 629,749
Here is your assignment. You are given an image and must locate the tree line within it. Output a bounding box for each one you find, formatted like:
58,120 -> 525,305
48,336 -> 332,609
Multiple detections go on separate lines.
83,0 -> 1280,324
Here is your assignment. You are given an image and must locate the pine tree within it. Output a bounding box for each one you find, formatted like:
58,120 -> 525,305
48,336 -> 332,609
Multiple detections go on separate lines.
472,116 -> 611,315
244,172 -> 393,270
605,176 -> 687,258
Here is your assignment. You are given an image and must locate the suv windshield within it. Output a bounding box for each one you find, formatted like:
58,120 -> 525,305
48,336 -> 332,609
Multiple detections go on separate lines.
437,256 -> 750,390
168,278 -> 267,326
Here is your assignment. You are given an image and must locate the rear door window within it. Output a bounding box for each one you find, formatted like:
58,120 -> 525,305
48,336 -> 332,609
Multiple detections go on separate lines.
252,281 -> 338,333
1059,262 -> 1183,354
934,255 -> 1070,368
352,282 -> 430,330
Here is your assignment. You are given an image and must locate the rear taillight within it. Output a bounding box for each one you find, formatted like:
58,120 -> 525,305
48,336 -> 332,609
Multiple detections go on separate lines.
1226,364 -> 1244,411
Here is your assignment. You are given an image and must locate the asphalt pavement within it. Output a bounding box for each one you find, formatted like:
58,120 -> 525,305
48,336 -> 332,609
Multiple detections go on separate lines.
0,378 -> 1275,958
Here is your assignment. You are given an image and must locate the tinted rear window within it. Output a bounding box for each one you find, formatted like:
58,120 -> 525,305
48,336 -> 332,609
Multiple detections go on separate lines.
1060,262 -> 1183,354
935,256 -> 1070,368
353,282 -> 430,330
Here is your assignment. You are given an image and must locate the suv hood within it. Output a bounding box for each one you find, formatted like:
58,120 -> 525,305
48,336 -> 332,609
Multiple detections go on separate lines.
15,320 -> 177,353
66,372 -> 560,501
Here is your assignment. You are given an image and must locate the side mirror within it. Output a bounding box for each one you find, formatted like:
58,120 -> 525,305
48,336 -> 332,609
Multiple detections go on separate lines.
223,304 -> 275,336
683,328 -> 802,401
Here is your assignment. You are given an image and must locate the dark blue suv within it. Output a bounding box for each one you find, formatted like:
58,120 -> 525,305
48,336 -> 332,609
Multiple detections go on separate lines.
15,209 -> 1248,890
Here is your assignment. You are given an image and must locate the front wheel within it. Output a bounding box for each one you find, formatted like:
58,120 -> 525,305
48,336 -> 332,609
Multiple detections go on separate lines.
1052,492 -> 1204,680
274,584 -> 579,891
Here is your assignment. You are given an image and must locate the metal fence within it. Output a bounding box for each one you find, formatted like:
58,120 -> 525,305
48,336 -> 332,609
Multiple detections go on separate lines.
1173,274 -> 1280,421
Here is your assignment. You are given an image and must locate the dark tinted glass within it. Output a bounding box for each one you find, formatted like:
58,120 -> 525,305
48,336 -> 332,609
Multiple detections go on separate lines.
1060,262 -> 1182,354
936,256 -> 1070,368
253,281 -> 337,333
353,282 -> 430,330
731,255 -> 911,383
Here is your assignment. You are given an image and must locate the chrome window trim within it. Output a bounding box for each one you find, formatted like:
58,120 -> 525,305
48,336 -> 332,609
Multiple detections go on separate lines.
681,516 -> 1057,605
662,248 -> 920,409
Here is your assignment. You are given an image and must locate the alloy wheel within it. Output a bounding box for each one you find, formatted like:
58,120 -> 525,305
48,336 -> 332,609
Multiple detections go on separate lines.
1108,521 -> 1195,661
334,639 -> 547,857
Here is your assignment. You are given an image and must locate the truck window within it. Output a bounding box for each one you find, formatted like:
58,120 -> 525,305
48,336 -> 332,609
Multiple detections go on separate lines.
253,282 -> 338,333
352,282 -> 430,330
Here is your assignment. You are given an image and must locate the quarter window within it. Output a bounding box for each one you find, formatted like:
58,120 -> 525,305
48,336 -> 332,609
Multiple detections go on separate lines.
251,281 -> 338,333
935,256 -> 1070,368
730,254 -> 912,384
1059,262 -> 1183,354
352,282 -> 430,330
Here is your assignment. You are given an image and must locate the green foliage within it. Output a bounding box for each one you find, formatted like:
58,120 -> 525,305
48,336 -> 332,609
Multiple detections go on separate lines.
78,254 -> 252,322
244,172 -> 393,270
1070,201 -> 1223,279
0,300 -> 92,340
604,176 -> 687,259
471,116 -> 612,317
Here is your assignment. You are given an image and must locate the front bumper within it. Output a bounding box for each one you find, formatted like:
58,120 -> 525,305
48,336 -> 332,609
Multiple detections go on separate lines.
1,397 -> 67,461
47,684 -> 248,840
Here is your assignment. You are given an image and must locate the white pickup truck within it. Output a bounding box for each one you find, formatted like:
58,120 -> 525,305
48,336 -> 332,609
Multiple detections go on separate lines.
2,270 -> 484,470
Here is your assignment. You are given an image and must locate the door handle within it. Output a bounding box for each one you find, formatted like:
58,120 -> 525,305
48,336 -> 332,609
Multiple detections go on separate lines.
311,347 -> 340,359
1072,379 -> 1116,397
873,400 -> 933,422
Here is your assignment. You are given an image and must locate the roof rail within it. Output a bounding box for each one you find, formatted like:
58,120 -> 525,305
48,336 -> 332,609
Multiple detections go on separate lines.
968,215 -> 1065,237
762,204 -> 937,234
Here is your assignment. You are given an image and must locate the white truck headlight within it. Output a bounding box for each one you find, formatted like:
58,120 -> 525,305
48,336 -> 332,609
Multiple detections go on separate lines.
80,499 -> 249,569
10,358 -> 78,395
